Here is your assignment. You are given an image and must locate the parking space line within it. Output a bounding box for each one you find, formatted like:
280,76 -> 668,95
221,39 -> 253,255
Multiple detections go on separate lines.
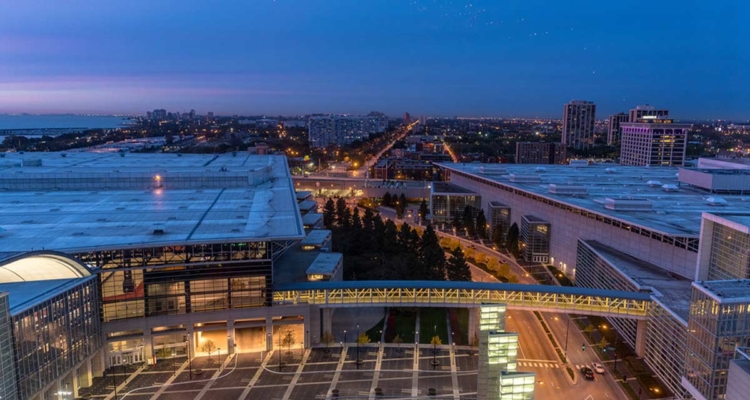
282,349 -> 311,400
326,345 -> 348,400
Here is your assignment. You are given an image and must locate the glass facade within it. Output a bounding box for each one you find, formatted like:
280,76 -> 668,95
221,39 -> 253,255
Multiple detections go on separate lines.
520,216 -> 550,263
707,223 -> 750,281
76,243 -> 272,322
489,202 -> 511,245
498,372 -> 536,400
11,277 -> 101,400
430,192 -> 481,225
0,294 -> 18,400
685,284 -> 750,400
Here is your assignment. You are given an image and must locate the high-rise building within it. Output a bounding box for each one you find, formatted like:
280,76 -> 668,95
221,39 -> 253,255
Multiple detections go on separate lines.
607,113 -> 629,145
151,109 -> 167,120
189,109 -> 196,120
308,114 -> 388,148
561,100 -> 596,150
514,142 -> 567,164
629,104 -> 669,122
620,118 -> 690,167
403,112 -> 412,125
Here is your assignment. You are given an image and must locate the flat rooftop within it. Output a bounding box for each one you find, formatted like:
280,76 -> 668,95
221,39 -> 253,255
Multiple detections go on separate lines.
583,240 -> 692,321
694,280 -> 750,303
440,163 -> 750,236
306,253 -> 343,275
0,276 -> 96,315
301,230 -> 331,246
0,153 -> 305,253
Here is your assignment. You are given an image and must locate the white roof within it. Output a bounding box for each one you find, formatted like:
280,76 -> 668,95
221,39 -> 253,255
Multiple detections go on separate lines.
306,253 -> 342,275
0,153 -> 305,253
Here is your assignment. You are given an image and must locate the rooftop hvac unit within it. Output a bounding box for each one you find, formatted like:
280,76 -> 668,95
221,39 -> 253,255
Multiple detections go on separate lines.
509,174 -> 541,183
605,167 -> 617,174
548,184 -> 587,195
604,197 -> 653,211
569,159 -> 588,167
646,180 -> 663,187
662,184 -> 679,192
535,167 -> 547,172
479,165 -> 506,175
706,197 -> 728,206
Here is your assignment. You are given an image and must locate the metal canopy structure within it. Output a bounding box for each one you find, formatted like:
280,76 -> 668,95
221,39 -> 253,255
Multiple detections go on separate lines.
273,281 -> 652,319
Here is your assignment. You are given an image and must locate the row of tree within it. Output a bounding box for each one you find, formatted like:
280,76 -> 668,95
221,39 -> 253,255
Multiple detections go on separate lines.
451,206 -> 488,239
322,197 -> 470,282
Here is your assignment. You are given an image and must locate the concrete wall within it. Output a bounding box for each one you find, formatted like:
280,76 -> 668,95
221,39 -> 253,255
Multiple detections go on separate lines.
727,360 -> 750,400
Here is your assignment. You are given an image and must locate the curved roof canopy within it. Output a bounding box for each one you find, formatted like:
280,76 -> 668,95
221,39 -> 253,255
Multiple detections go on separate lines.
0,253 -> 91,283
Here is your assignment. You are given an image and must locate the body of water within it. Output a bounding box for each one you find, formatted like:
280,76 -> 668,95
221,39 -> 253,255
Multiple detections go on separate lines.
0,114 -> 131,131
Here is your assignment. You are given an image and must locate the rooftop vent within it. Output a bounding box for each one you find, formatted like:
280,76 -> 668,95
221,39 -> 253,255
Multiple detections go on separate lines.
60,153 -> 67,158
535,167 -> 547,172
509,174 -> 541,183
548,184 -> 587,195
22,159 -> 42,167
646,180 -> 663,187
479,165 -> 506,175
605,167 -> 617,174
662,184 -> 679,192
706,197 -> 728,206
153,229 -> 165,235
569,159 -> 588,167
604,198 -> 653,211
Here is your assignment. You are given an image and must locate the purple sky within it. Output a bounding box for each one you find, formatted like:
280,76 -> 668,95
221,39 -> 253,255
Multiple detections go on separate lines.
1,0 -> 748,119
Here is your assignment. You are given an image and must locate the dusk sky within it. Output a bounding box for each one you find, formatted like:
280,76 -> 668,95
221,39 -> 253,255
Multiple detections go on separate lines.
1,0 -> 748,119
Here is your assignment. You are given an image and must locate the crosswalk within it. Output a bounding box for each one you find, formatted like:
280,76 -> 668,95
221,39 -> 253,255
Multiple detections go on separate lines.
517,361 -> 560,369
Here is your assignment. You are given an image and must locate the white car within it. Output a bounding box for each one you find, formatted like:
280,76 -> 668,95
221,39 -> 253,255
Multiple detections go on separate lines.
591,362 -> 606,374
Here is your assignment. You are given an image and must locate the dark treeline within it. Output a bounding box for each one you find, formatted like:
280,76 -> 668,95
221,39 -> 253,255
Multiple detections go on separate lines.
323,198 -> 470,282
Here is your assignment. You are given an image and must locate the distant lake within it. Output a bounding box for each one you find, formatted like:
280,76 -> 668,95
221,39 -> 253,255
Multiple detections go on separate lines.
0,114 -> 131,133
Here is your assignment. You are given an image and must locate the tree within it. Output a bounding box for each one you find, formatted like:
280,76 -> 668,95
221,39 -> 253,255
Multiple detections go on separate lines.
418,225 -> 446,280
498,262 -> 511,278
202,339 -> 216,362
341,207 -> 352,229
382,192 -> 392,207
392,334 -> 403,352
492,224 -> 504,248
398,223 -> 414,250
357,333 -> 371,345
506,223 -> 520,256
474,253 -> 487,266
335,197 -> 347,223
476,209 -> 488,239
282,330 -> 295,355
362,208 -> 374,232
447,246 -> 472,281
507,274 -> 519,283
452,213 -> 462,231
419,199 -> 429,222
598,337 -> 609,349
351,207 -> 362,230
323,198 -> 336,229
486,257 -> 500,274
383,219 -> 399,252
321,331 -> 335,353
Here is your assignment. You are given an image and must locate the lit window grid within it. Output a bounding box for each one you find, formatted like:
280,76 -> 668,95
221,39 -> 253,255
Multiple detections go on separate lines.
499,373 -> 536,400
11,277 -> 101,400
429,193 -> 481,224
0,295 -> 19,400
707,223 -> 750,281
520,218 -> 550,263
489,205 -> 511,245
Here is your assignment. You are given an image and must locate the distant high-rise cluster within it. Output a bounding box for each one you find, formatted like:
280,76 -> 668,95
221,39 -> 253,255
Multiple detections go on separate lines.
308,112 -> 388,148
607,113 -> 629,145
145,108 -> 203,121
561,100 -> 596,150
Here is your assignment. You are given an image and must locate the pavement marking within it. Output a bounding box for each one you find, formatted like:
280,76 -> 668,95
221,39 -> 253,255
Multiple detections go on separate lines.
193,354 -> 235,400
238,352 -> 272,399
412,311 -> 421,398
282,349 -> 311,400
326,345 -> 348,400
368,344 -> 384,400
449,344 -> 460,400
103,364 -> 148,400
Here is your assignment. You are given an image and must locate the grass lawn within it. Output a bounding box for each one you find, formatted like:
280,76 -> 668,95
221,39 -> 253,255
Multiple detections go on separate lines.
419,308 -> 449,344
387,308 -> 417,344
365,316 -> 386,343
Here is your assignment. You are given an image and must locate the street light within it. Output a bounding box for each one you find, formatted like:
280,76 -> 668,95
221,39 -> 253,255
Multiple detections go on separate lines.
186,340 -> 192,380
217,348 -> 221,370
356,324 -> 360,369
171,351 -> 176,376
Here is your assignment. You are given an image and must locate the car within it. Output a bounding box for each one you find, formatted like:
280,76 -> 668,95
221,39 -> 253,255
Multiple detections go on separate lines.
591,362 -> 605,374
580,367 -> 595,380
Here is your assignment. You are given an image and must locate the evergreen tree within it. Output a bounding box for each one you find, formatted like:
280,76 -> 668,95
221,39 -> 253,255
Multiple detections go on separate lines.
419,225 -> 446,280
398,222 -> 413,250
452,213 -> 462,231
335,197 -> 347,223
373,215 -> 386,251
383,219 -> 399,252
363,208 -> 374,232
475,209 -> 487,239
382,192 -> 392,207
323,198 -> 336,229
506,222 -> 520,257
447,246 -> 471,281
341,207 -> 352,229
492,224 -> 504,248
352,207 -> 362,230
399,194 -> 407,215
463,206 -> 476,238
418,199 -> 429,222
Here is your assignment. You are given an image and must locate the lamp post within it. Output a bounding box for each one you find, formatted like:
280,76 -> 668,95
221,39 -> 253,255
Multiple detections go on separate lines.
217,348 -> 221,370
278,328 -> 282,372
112,360 -> 118,400
171,351 -> 176,376
186,340 -> 192,380
564,316 -> 571,356
356,324 -> 360,370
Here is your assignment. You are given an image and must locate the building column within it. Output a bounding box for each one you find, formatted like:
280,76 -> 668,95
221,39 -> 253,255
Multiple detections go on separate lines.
186,327 -> 195,360
227,320 -> 236,354
143,330 -> 155,365
635,319 -> 647,358
322,308 -> 333,338
266,316 -> 274,351
468,307 -> 479,345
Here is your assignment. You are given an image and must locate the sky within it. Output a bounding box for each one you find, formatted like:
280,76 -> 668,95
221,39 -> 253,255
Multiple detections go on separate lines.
0,0 -> 748,120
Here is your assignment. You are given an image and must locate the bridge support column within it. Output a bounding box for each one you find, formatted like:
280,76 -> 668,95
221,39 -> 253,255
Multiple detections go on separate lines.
227,320 -> 236,354
307,306 -> 322,346
266,316 -> 273,351
635,319 -> 647,357
468,307 -> 479,345
322,308 -> 333,339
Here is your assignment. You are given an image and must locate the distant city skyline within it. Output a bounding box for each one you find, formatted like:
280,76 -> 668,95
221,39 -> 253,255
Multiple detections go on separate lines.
1,1 -> 748,120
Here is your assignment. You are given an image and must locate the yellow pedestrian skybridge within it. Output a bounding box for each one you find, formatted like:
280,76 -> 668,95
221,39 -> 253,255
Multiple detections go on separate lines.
273,281 -> 652,319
